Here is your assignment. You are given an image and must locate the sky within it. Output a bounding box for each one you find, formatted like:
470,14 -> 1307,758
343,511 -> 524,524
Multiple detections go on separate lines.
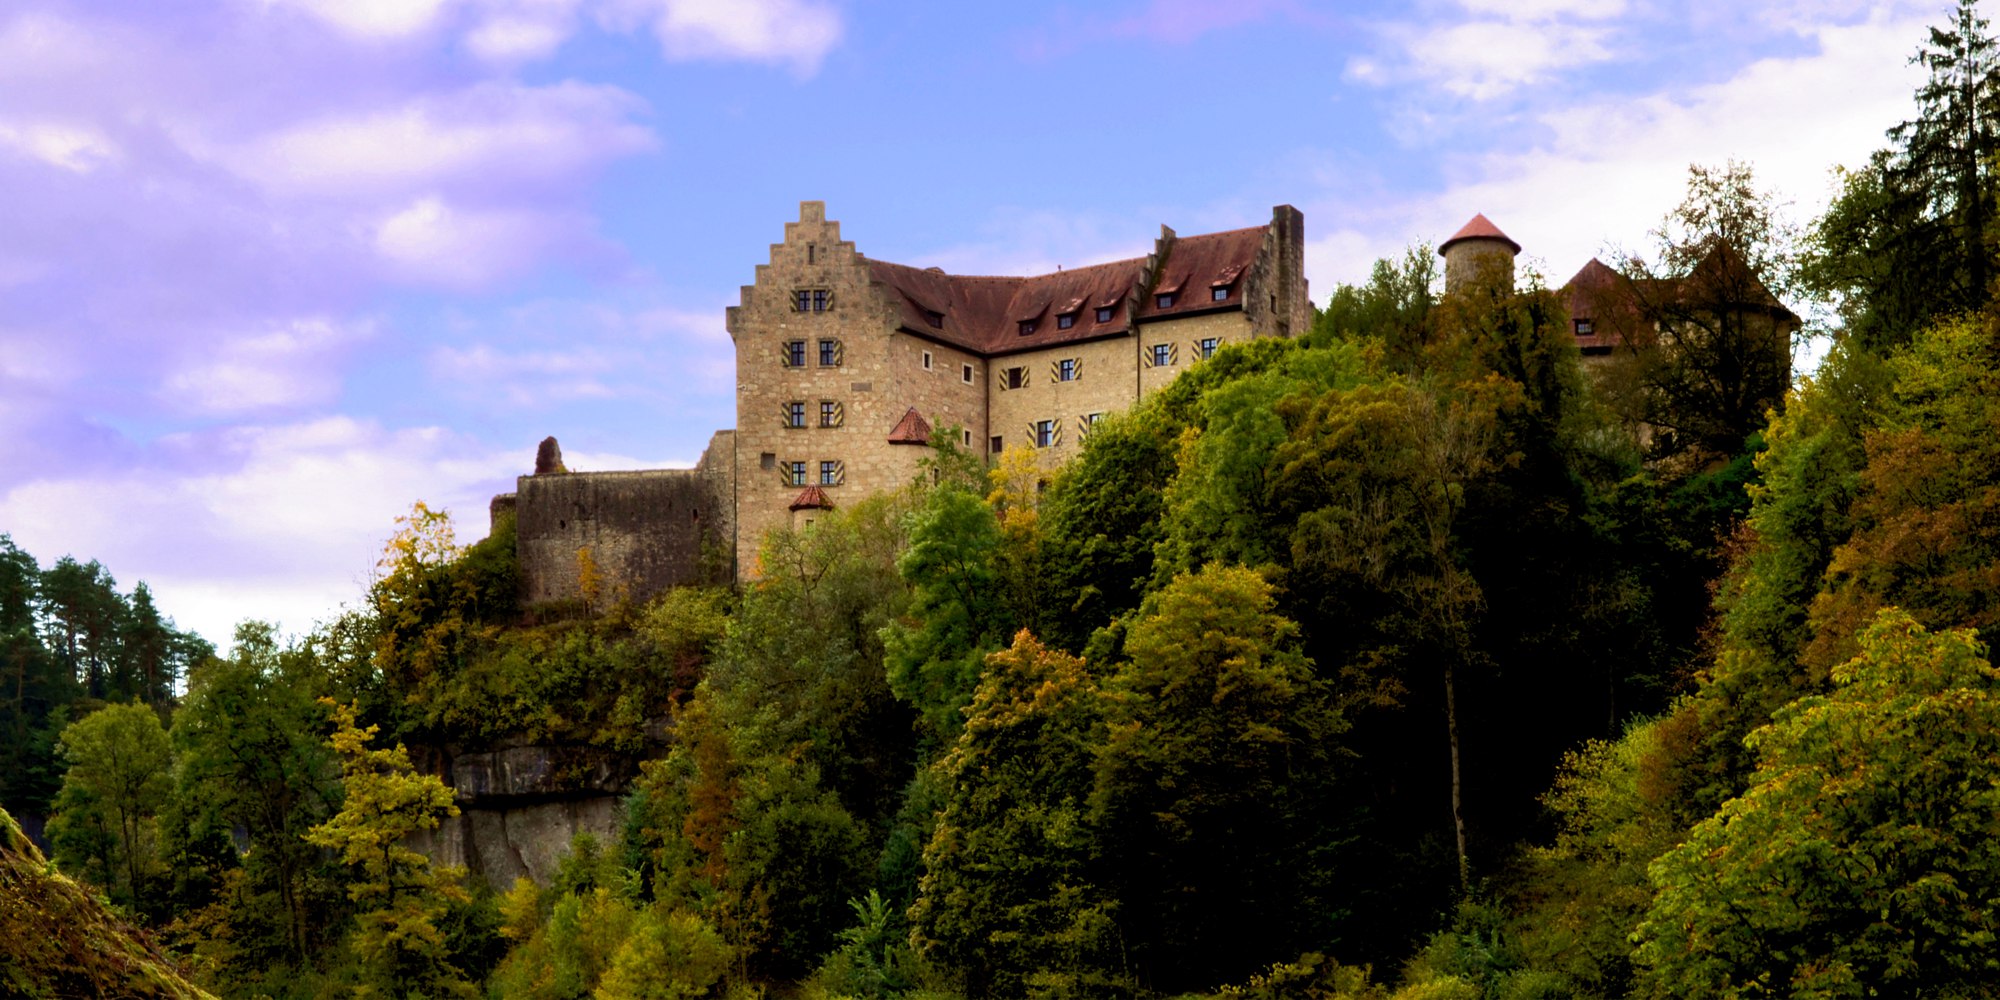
0,0 -> 1945,651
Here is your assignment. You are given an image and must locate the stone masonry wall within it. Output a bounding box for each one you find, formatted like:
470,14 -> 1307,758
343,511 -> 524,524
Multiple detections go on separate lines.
728,201 -> 989,572
988,334 -> 1144,462
514,430 -> 733,605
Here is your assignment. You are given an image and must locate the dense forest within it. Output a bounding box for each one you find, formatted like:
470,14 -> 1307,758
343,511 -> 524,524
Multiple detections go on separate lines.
11,5 -> 2000,998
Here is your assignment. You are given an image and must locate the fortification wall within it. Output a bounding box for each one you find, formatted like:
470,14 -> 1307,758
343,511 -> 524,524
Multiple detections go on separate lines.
512,430 -> 735,606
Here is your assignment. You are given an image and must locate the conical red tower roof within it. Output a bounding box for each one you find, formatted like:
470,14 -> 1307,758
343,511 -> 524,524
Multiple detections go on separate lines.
886,407 -> 932,445
1439,213 -> 1521,255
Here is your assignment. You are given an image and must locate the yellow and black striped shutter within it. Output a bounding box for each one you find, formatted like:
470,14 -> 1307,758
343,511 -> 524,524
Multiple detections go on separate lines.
1049,359 -> 1061,382
1076,414 -> 1091,438
831,401 -> 845,427
1051,418 -> 1064,447
833,460 -> 846,485
832,340 -> 845,365
1141,346 -> 1154,369
1075,357 -> 1084,380
1169,342 -> 1180,364
779,403 -> 794,428
779,342 -> 793,367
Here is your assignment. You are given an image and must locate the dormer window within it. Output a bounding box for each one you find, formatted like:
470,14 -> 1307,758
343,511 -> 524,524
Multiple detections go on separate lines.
1096,306 -> 1114,322
1574,319 -> 1595,336
1019,320 -> 1037,335
1057,313 -> 1076,330
1156,292 -> 1176,309
925,310 -> 944,328
1211,286 -> 1230,302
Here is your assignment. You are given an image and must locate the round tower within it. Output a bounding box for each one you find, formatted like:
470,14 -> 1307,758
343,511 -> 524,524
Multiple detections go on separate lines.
1439,213 -> 1521,295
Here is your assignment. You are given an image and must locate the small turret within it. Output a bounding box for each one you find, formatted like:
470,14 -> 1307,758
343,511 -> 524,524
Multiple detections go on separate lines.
1439,213 -> 1520,295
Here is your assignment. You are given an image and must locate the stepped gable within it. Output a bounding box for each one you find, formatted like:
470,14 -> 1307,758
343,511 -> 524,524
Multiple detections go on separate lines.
789,485 -> 835,511
865,222 -> 1267,355
886,407 -> 932,445
1440,213 -> 1522,255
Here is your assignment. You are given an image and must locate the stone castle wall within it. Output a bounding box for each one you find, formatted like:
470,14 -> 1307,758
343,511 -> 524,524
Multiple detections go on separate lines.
512,430 -> 735,606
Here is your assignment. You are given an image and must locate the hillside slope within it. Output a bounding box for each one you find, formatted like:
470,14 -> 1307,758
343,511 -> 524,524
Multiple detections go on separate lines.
0,807 -> 215,1000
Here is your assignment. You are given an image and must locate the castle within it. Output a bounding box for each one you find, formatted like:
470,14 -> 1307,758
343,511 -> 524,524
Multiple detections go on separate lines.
488,207 -> 1793,605
491,200 -> 1310,600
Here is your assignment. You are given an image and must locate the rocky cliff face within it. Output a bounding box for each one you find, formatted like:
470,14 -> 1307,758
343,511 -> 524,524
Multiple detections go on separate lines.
412,744 -> 636,888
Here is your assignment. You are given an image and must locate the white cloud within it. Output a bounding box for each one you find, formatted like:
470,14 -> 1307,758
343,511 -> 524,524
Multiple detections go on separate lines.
1457,0 -> 1623,21
467,13 -> 572,60
373,195 -> 577,287
601,0 -> 843,75
0,119 -> 116,172
161,316 -> 368,415
0,416 -> 519,647
1407,20 -> 1612,101
216,80 -> 654,200
1306,11 -> 1931,293
256,0 -> 455,39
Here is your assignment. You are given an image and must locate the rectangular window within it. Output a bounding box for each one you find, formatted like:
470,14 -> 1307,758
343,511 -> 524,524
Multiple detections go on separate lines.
812,289 -> 830,312
1096,306 -> 1114,323
1057,313 -> 1075,330
783,340 -> 805,367
819,339 -> 840,366
820,460 -> 840,486
1150,343 -> 1172,367
962,428 -> 972,447
962,363 -> 974,383
1019,320 -> 1037,335
922,350 -> 933,370
793,290 -> 811,312
1081,412 -> 1103,439
1198,337 -> 1220,359
782,401 -> 806,428
1034,419 -> 1055,448
1057,358 -> 1077,381
819,400 -> 840,427
1005,366 -> 1027,390
1574,319 -> 1595,336
1212,286 -> 1230,302
1157,292 -> 1176,309
925,310 -> 944,328
990,435 -> 1004,453
787,461 -> 806,486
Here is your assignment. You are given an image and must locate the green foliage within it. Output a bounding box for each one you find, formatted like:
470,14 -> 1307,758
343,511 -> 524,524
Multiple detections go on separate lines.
595,906 -> 734,999
1095,565 -> 1348,994
1808,0 -> 2000,349
305,699 -> 475,998
46,700 -> 173,908
1637,610 -> 2000,998
885,484 -> 1009,739
0,805 -> 218,999
911,632 -> 1124,999
168,621 -> 342,965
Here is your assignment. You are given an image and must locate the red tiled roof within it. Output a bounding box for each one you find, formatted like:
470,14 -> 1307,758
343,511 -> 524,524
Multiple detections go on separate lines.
1138,227 -> 1267,321
1561,246 -> 1799,353
886,407 -> 932,445
1439,213 -> 1521,256
789,486 -> 834,511
864,222 -> 1267,355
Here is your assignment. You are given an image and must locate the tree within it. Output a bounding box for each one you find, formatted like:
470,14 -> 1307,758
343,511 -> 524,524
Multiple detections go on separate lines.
911,631 -> 1124,998
1637,610 -> 2000,998
45,701 -> 172,906
1093,565 -> 1348,993
39,557 -> 126,698
304,699 -> 474,998
172,622 -> 340,961
1610,162 -> 1803,463
884,483 -> 1010,741
1808,2 -> 2000,348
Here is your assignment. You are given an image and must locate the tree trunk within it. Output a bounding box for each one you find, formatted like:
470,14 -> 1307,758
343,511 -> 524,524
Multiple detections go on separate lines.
1444,658 -> 1469,892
